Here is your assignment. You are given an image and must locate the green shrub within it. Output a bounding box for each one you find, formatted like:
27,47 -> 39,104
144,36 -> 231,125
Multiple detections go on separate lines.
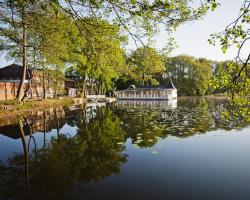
0,100 -> 17,105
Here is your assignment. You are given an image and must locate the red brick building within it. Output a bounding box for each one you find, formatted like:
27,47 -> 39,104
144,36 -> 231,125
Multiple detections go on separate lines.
0,64 -> 57,100
0,64 -> 30,100
0,64 -> 82,100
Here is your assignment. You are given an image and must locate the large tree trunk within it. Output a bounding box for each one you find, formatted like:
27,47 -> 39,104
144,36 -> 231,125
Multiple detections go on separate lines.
81,75 -> 86,99
17,11 -> 28,103
142,71 -> 145,86
18,119 -> 30,199
54,69 -> 59,98
55,108 -> 60,140
21,80 -> 31,102
43,67 -> 46,99
90,78 -> 94,95
97,75 -> 102,95
43,111 -> 46,149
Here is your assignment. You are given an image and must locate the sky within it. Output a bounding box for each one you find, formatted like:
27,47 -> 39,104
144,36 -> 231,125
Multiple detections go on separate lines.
128,0 -> 249,61
170,0 -> 249,61
0,0 -> 249,67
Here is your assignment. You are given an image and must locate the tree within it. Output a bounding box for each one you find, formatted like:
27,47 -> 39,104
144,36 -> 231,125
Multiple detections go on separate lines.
0,1 -> 79,101
129,47 -> 165,85
60,0 -> 216,91
68,18 -> 126,95
56,0 -> 215,46
167,55 -> 213,96
0,107 -> 128,199
0,0 -> 39,102
209,0 -> 250,121
29,7 -> 80,98
0,0 -> 217,102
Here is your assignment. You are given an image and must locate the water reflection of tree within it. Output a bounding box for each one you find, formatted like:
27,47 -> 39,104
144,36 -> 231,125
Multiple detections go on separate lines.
76,107 -> 128,181
114,98 -> 250,147
0,99 -> 249,199
161,98 -> 214,138
0,107 -> 128,200
0,119 -> 31,200
114,104 -> 166,148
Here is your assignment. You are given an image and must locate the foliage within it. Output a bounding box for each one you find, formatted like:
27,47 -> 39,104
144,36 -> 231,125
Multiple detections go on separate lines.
73,18 -> 126,93
211,60 -> 250,121
0,0 -> 42,101
54,0 -> 216,45
208,0 -> 250,121
0,106 -> 127,199
0,0 -> 218,99
166,55 -> 213,96
128,47 -> 165,85
1,98 -> 250,198
0,1 -> 76,99
0,99 -> 18,105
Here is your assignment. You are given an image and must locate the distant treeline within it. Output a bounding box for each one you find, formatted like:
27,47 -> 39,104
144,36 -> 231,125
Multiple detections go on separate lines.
0,0 -> 232,98
116,54 -> 230,97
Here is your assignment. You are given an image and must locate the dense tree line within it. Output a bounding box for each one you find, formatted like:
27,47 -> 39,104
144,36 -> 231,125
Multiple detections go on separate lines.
1,97 -> 248,199
165,55 -> 213,96
0,0 -> 217,102
116,54 -> 235,97
0,0 -> 248,119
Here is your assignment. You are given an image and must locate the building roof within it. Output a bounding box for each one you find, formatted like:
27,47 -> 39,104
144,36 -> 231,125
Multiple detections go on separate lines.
0,63 -> 39,70
0,64 -> 32,80
126,79 -> 176,90
0,63 -> 22,70
164,79 -> 176,89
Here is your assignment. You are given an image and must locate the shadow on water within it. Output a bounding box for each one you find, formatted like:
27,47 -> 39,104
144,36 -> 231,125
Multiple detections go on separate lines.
0,106 -> 128,200
0,98 -> 249,200
114,98 -> 249,147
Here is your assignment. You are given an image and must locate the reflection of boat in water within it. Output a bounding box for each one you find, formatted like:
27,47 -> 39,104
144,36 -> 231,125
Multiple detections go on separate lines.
86,102 -> 106,108
116,98 -> 177,109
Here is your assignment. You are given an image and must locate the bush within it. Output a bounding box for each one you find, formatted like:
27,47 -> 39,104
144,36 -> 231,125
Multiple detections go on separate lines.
0,100 -> 17,105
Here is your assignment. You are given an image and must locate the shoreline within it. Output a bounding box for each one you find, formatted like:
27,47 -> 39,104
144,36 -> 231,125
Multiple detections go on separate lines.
0,94 -> 227,120
0,97 -> 86,120
177,94 -> 227,100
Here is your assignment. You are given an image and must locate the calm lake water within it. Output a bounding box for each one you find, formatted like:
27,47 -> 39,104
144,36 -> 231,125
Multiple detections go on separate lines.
0,98 -> 250,200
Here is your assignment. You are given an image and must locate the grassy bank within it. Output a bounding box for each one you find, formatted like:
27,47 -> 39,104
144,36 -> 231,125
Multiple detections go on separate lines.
0,97 -> 76,119
177,94 -> 227,99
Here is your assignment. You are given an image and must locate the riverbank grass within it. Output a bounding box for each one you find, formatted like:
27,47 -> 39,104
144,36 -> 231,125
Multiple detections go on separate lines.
0,97 -> 75,118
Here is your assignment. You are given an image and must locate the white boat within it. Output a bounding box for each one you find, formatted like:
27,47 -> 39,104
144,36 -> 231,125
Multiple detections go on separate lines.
114,80 -> 177,100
